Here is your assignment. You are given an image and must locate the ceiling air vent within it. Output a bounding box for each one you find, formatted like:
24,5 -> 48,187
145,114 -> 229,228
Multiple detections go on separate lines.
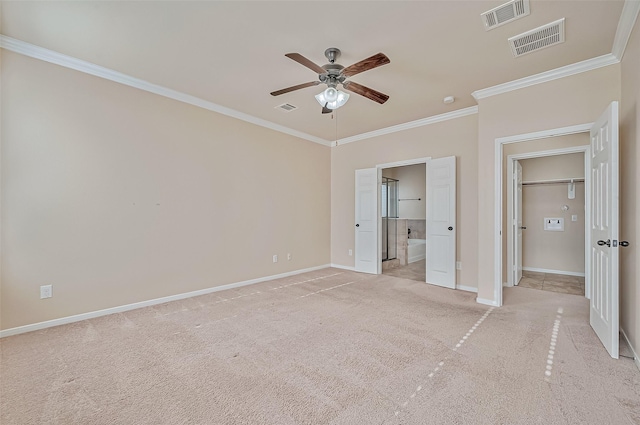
276,103 -> 297,112
481,0 -> 530,31
508,18 -> 565,57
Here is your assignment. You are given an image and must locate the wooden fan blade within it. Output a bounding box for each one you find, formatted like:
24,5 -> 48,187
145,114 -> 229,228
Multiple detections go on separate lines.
285,53 -> 326,74
270,81 -> 320,96
342,53 -> 390,77
342,81 -> 389,104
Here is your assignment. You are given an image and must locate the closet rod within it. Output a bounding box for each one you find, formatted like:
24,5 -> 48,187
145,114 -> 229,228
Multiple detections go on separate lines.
522,178 -> 584,186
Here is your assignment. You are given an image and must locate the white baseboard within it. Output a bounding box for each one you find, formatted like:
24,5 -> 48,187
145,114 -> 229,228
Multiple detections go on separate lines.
522,267 -> 585,277
456,284 -> 478,293
476,297 -> 500,307
408,255 -> 426,264
0,264 -> 331,338
330,263 -> 356,272
621,327 -> 640,371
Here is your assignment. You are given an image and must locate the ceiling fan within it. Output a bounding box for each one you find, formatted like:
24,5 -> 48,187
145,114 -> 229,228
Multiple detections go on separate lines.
270,48 -> 390,114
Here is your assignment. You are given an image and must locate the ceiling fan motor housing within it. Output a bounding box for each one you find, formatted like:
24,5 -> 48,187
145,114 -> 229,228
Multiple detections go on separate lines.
324,47 -> 341,63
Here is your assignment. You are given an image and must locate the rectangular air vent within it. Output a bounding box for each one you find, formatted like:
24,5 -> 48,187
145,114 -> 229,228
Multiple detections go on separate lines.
481,0 -> 530,31
276,103 -> 297,112
508,18 -> 565,57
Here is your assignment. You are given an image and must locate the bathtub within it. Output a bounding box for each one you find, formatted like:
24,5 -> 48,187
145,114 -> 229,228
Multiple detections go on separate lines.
407,238 -> 426,263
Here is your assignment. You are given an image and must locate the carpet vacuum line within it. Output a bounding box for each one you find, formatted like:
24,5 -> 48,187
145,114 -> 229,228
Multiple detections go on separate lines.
393,306 -> 496,418
544,307 -> 564,382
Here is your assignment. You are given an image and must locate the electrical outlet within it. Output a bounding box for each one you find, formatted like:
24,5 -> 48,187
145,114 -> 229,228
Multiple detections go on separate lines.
40,285 -> 52,299
456,261 -> 462,270
348,249 -> 353,256
287,253 -> 292,261
273,255 -> 278,263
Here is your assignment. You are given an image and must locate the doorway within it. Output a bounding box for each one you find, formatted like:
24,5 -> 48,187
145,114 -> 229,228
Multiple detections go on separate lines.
380,164 -> 426,282
506,147 -> 588,297
354,155 -> 457,289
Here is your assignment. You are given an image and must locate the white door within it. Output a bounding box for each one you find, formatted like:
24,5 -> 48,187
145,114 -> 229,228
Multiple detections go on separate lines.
514,161 -> 523,285
426,156 -> 456,288
355,168 -> 379,274
589,101 -> 619,359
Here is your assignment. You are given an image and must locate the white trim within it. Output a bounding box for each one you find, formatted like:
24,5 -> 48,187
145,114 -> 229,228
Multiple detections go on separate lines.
494,125 -> 593,308
472,54 -> 619,100
0,35 -> 331,147
333,107 -> 478,146
476,297 -> 500,307
456,284 -> 478,293
0,264 -> 331,338
612,0 -> 640,60
621,327 -> 640,371
496,123 -> 593,145
330,263 -> 357,272
377,157 -> 431,169
522,267 -> 585,277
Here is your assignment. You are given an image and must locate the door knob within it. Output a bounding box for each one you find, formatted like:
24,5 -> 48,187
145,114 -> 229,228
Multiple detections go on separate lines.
355,224 -> 360,227
597,239 -> 611,247
448,226 -> 453,231
520,226 -> 527,230
620,241 -> 630,247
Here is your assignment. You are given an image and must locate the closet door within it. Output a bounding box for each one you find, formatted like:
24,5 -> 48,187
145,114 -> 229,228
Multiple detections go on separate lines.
589,101 -> 619,359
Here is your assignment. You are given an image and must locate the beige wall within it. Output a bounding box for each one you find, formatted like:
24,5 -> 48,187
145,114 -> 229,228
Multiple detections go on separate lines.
1,52 -> 331,330
620,19 -> 640,361
383,164 -> 426,219
477,64 -> 621,302
331,114 -> 478,289
522,180 -> 585,274
521,152 -> 585,182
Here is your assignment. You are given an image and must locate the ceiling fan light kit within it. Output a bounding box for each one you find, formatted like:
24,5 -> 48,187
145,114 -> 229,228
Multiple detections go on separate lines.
315,88 -> 350,110
271,47 -> 390,114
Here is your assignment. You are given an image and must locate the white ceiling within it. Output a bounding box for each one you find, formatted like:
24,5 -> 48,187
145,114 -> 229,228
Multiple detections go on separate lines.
1,1 -> 627,141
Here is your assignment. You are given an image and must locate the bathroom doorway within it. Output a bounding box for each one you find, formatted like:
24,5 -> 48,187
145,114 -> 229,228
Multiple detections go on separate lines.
381,163 -> 426,282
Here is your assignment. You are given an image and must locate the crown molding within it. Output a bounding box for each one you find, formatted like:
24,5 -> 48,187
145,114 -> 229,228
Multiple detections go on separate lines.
0,35 -> 332,147
472,53 -> 619,101
333,106 -> 479,146
612,0 -> 640,60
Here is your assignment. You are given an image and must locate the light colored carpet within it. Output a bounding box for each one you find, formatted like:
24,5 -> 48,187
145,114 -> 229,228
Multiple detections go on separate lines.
1,269 -> 638,424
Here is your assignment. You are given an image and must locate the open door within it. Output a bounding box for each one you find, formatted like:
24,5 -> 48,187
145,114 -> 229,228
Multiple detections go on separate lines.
426,156 -> 456,288
590,101 -> 619,359
355,168 -> 379,274
508,160 -> 524,286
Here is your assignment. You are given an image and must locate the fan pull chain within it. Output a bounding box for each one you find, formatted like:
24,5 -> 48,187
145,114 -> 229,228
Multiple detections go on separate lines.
334,109 -> 338,147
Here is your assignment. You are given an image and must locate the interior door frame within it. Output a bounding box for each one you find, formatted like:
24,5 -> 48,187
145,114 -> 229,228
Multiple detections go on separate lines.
493,123 -> 593,306
376,157 -> 431,274
505,145 -> 591,298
